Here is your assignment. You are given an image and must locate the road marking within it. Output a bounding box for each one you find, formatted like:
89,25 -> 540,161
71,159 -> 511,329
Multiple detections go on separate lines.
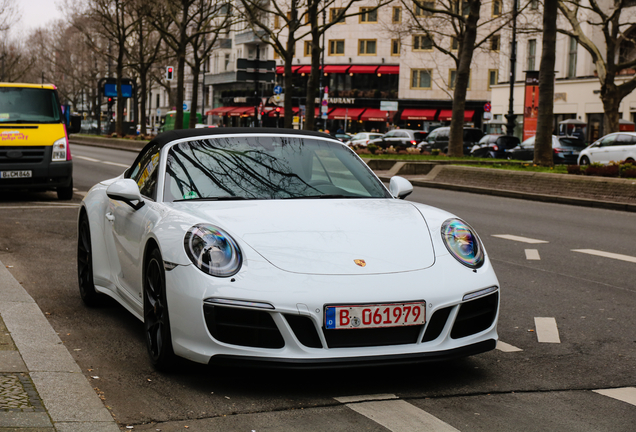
496,341 -> 523,352
74,155 -> 129,168
492,234 -> 549,244
334,394 -> 398,403
593,387 -> 636,406
337,396 -> 460,432
572,249 -> 636,264
525,249 -> 541,260
534,317 -> 561,343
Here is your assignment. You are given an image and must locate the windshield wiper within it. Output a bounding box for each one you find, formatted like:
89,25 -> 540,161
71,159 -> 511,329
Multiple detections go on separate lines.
173,196 -> 250,202
282,194 -> 358,199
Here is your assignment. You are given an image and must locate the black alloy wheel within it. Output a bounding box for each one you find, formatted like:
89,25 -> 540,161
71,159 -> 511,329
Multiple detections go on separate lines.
144,248 -> 177,371
580,156 -> 590,166
77,215 -> 101,307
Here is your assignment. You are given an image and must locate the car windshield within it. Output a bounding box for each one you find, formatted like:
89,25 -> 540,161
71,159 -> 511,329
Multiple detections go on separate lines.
164,135 -> 392,202
0,87 -> 62,123
557,137 -> 586,149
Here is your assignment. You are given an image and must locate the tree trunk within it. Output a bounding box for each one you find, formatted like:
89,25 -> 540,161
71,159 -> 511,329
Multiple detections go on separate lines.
190,64 -> 200,128
304,0 -> 319,131
116,46 -> 125,137
283,46 -> 294,129
448,0 -> 481,157
534,0 -> 557,167
175,43 -> 186,130
601,82 -> 621,134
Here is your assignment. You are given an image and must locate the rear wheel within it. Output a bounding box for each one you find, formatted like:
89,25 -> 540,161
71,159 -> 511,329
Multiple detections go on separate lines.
579,156 -> 590,166
144,248 -> 177,371
77,214 -> 102,307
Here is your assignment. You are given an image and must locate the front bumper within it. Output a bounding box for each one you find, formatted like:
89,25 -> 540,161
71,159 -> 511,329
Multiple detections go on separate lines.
0,146 -> 72,191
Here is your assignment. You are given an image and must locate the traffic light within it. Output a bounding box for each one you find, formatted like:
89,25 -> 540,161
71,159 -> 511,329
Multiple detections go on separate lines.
107,97 -> 114,109
166,66 -> 174,81
275,107 -> 281,118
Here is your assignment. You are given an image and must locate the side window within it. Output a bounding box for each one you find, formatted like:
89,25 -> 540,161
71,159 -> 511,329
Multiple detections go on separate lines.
397,131 -> 409,138
600,135 -> 616,147
130,144 -> 161,200
616,134 -> 632,145
437,129 -> 449,140
427,131 -> 437,142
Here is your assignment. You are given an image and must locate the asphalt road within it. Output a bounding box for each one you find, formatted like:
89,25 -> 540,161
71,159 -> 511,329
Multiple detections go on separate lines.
0,144 -> 634,431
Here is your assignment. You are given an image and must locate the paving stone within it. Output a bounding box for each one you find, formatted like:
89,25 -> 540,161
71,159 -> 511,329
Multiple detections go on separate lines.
0,412 -> 52,428
0,352 -> 27,373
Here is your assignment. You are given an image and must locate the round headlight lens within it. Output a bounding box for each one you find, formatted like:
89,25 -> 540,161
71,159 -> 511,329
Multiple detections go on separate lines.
441,218 -> 484,269
184,224 -> 242,277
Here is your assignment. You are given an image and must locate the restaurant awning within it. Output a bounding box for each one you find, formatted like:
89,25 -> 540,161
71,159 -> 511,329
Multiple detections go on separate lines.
348,65 -> 379,74
438,109 -> 453,121
360,108 -> 390,122
328,107 -> 366,120
228,106 -> 255,117
323,65 -> 351,73
376,65 -> 399,74
297,65 -> 312,74
275,65 -> 304,74
464,110 -> 475,122
400,109 -> 437,120
207,106 -> 236,116
268,107 -> 297,117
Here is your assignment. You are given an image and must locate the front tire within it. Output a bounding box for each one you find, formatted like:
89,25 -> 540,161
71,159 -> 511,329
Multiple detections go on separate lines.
57,179 -> 74,200
77,214 -> 102,307
579,156 -> 590,166
144,248 -> 177,371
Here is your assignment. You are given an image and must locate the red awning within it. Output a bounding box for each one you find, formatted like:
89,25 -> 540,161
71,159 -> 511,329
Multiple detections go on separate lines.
276,66 -> 284,74
438,109 -> 453,121
207,106 -> 236,116
323,65 -> 350,74
297,65 -> 312,74
268,107 -> 297,117
464,110 -> 475,122
228,106 -> 255,117
328,107 -> 366,120
401,109 -> 437,120
348,65 -> 379,74
360,108 -> 391,122
376,65 -> 399,75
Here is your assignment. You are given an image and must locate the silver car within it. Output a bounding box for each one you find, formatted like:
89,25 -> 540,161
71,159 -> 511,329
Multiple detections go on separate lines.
349,132 -> 383,147
578,132 -> 636,165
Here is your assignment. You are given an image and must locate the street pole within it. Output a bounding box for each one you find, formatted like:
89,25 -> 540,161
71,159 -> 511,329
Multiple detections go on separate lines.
201,41 -> 207,125
505,0 -> 518,136
320,8 -> 326,130
254,44 -> 260,127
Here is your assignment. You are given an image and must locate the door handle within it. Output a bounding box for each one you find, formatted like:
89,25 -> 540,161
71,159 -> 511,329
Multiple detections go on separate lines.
105,212 -> 115,222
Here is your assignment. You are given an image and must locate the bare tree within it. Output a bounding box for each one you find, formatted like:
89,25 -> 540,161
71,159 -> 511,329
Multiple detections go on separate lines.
0,0 -> 19,33
558,0 -> 636,134
534,0 -> 557,166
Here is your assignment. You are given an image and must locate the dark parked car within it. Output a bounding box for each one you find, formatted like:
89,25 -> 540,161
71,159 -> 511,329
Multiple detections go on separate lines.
420,127 -> 484,155
370,129 -> 427,149
508,135 -> 585,164
470,134 -> 520,158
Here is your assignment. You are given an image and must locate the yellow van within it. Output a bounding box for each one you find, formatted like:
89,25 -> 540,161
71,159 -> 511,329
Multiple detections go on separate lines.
0,83 -> 81,199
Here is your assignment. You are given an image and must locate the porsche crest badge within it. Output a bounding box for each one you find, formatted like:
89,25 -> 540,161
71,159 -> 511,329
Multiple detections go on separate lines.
354,259 -> 366,267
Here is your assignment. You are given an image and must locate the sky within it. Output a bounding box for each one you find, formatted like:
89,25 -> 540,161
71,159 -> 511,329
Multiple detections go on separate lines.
13,0 -> 65,33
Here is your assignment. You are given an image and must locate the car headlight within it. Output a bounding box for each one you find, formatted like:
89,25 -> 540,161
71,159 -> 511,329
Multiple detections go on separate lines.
52,137 -> 67,161
441,218 -> 484,269
184,224 -> 243,277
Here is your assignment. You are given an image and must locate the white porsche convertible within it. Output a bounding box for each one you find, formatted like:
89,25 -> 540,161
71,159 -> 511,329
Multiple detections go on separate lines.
78,128 -> 500,370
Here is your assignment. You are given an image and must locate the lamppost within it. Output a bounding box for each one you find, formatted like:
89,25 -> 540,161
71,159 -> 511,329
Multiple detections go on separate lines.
505,0 -> 518,136
319,8 -> 327,130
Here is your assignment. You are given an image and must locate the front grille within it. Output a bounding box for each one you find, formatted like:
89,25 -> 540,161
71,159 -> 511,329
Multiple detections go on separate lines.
0,146 -> 46,164
451,292 -> 498,339
421,306 -> 453,342
324,325 -> 423,348
203,304 -> 284,349
283,314 -> 323,348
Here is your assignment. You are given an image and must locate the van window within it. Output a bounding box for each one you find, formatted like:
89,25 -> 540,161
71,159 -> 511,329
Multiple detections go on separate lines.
463,129 -> 484,142
0,87 -> 62,123
437,129 -> 449,140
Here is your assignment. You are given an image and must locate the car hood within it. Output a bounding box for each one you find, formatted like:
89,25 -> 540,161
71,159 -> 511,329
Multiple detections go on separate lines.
178,199 -> 436,275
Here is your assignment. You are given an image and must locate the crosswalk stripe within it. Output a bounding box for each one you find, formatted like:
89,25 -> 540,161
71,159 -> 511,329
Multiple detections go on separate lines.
496,341 -> 523,352
334,394 -> 398,404
572,249 -> 636,264
593,387 -> 636,406
492,234 -> 549,244
525,249 -> 541,260
342,399 -> 460,432
534,317 -> 561,343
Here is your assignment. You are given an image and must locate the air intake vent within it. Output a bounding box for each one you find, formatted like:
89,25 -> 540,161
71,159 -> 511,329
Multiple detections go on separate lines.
451,292 -> 498,339
421,306 -> 453,342
284,315 -> 323,348
203,304 -> 284,348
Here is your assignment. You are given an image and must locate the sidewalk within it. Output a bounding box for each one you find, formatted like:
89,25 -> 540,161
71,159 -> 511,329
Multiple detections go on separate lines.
0,260 -> 119,432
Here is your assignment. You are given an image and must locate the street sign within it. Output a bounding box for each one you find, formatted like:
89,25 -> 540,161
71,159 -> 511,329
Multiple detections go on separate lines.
321,105 -> 328,113
156,109 -> 161,115
321,99 -> 328,106
484,102 -> 492,112
299,105 -> 306,117
483,111 -> 493,120
380,101 -> 398,111
183,101 -> 190,112
274,85 -> 282,95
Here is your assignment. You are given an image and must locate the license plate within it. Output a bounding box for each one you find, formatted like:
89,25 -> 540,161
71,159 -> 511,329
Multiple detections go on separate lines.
0,170 -> 32,179
325,301 -> 426,329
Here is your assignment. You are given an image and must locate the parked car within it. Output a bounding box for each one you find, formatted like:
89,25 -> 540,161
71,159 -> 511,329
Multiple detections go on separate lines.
470,135 -> 520,158
578,132 -> 636,165
349,132 -> 383,147
420,127 -> 484,155
78,128 -> 500,370
509,135 -> 585,164
333,133 -> 352,143
370,129 -> 427,149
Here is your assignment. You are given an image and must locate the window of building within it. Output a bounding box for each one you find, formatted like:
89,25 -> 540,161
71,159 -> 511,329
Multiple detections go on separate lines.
411,69 -> 432,89
414,1 -> 434,17
490,34 -> 500,52
488,69 -> 498,89
391,39 -> 401,56
493,0 -> 502,16
274,50 -> 280,59
392,6 -> 402,23
219,2 -> 231,15
304,41 -> 312,57
329,39 -> 345,56
530,0 -> 539,9
330,7 -> 345,23
452,0 -> 470,15
527,39 -> 536,70
451,36 -> 459,51
413,35 -> 434,51
568,36 -> 578,78
156,93 -> 160,109
224,53 -> 230,71
359,7 -> 378,22
449,69 -> 470,90
359,39 -> 377,55
274,15 -> 280,29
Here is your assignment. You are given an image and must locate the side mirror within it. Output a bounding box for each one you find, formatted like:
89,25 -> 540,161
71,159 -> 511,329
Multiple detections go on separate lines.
106,179 -> 145,210
389,176 -> 413,200
68,114 -> 82,134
